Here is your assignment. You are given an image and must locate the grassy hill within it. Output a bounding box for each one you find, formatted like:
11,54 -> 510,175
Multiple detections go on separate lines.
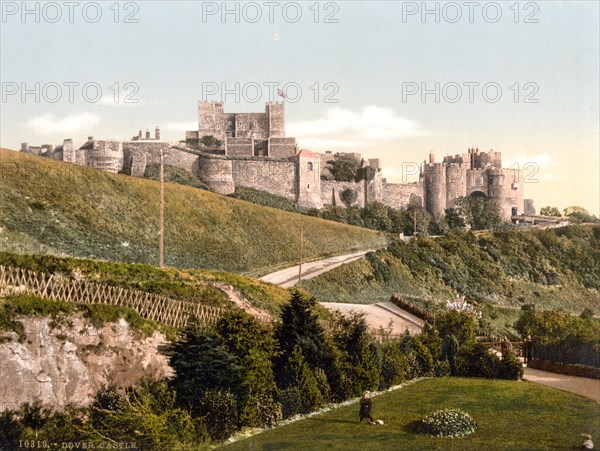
299,226 -> 600,334
0,251 -> 293,320
0,149 -> 386,274
223,377 -> 600,450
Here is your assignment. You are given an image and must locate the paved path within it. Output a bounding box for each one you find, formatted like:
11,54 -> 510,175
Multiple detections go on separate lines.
523,367 -> 600,403
320,301 -> 424,335
259,250 -> 372,288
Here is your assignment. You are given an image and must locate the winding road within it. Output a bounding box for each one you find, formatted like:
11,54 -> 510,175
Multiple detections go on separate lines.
259,250 -> 424,335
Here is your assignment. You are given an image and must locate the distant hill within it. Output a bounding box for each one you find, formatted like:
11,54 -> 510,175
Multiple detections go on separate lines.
299,226 -> 600,316
0,149 -> 386,274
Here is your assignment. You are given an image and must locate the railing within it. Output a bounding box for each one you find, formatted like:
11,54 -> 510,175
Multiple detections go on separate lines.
0,265 -> 227,329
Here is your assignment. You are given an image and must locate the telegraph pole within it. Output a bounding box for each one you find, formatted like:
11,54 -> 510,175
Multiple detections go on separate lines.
298,227 -> 304,284
413,209 -> 417,237
159,148 -> 164,267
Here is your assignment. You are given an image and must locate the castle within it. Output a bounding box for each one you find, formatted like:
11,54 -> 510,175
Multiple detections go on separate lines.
21,101 -> 530,220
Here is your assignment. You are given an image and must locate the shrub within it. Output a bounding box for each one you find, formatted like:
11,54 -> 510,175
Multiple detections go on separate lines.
498,351 -> 524,380
197,390 -> 238,442
419,409 -> 477,438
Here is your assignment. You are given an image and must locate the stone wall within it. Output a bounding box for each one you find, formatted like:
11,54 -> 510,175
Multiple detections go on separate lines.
123,142 -> 198,177
232,159 -> 297,200
198,155 -> 235,195
321,181 -> 365,207
382,182 -> 423,209
269,137 -> 296,158
226,138 -> 254,157
87,141 -> 123,174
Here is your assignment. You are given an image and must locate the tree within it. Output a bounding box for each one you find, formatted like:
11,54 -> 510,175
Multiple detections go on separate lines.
362,201 -> 393,231
540,206 -> 562,217
340,188 -> 358,208
326,154 -> 361,182
279,345 -> 323,416
445,196 -> 502,231
334,313 -> 381,394
435,310 -> 477,346
164,319 -> 243,416
200,135 -> 223,151
402,206 -> 431,235
214,311 -> 281,428
274,291 -> 343,400
563,206 -> 599,223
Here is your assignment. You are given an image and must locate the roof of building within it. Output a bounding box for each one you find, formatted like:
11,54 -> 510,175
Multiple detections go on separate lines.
297,148 -> 318,158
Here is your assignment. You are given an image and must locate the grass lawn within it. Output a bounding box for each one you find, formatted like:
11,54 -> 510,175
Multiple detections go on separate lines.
222,377 -> 600,450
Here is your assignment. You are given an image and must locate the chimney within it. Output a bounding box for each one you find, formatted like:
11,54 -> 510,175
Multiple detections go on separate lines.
145,129 -> 150,140
429,153 -> 435,164
155,126 -> 160,140
88,136 -> 93,141
138,129 -> 142,138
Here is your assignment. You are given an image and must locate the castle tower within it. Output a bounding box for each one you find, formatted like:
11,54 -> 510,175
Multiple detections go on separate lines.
266,102 -> 285,138
296,149 -> 322,209
445,163 -> 467,208
422,159 -> 446,218
487,168 -> 524,220
198,101 -> 226,141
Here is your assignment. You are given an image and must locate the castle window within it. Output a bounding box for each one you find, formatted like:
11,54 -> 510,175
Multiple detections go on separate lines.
308,162 -> 314,171
216,125 -> 220,130
253,120 -> 257,126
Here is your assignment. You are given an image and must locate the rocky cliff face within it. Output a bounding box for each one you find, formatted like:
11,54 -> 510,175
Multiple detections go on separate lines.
0,316 -> 173,412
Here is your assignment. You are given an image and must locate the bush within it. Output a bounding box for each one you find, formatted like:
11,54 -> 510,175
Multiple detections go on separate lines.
198,390 -> 238,442
498,351 -> 524,380
456,343 -> 501,379
419,409 -> 477,438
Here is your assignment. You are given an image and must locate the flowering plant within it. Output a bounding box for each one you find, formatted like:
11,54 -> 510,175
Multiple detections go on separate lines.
419,408 -> 477,438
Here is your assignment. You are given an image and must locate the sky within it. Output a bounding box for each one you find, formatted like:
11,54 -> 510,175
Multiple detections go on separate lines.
1,1 -> 598,215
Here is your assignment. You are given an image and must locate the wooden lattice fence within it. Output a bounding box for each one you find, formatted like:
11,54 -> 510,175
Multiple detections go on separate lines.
0,265 -> 226,329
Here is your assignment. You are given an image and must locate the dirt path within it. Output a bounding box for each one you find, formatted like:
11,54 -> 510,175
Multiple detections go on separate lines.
320,301 -> 424,335
523,367 -> 600,403
259,250 -> 372,288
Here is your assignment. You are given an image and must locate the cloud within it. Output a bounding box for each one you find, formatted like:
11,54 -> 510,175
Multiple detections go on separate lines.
26,113 -> 100,135
287,106 -> 426,151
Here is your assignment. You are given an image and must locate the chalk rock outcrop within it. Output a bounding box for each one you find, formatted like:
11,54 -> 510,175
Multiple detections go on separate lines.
0,316 -> 172,412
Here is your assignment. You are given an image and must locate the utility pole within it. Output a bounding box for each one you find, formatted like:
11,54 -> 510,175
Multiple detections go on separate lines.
159,148 -> 164,267
413,209 -> 417,237
298,226 -> 304,284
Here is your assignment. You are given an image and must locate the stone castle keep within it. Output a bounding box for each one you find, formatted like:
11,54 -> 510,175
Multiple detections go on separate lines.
21,101 -> 527,220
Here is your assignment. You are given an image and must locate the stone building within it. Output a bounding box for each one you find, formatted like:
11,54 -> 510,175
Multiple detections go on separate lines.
185,101 -> 297,158
421,148 -> 524,220
20,101 -> 528,218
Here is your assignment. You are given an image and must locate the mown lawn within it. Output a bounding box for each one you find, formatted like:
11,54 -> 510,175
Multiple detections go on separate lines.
223,377 -> 600,450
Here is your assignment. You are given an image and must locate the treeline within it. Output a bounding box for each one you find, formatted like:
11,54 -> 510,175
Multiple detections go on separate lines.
300,226 -> 600,318
516,305 -> 600,368
1,292 -> 522,448
229,187 -> 507,235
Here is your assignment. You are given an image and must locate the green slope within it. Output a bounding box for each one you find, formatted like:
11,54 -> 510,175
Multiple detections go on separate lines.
299,227 -> 600,314
0,149 -> 386,273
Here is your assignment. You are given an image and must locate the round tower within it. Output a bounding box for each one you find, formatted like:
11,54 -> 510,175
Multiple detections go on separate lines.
87,141 -> 123,173
487,168 -> 523,220
422,161 -> 446,218
198,155 -> 235,195
445,163 -> 466,208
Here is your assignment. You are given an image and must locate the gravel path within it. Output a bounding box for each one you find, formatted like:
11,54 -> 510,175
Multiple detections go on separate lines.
523,367 -> 600,403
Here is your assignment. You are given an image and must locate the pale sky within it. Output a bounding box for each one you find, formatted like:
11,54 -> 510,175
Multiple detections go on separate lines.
1,1 -> 598,215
